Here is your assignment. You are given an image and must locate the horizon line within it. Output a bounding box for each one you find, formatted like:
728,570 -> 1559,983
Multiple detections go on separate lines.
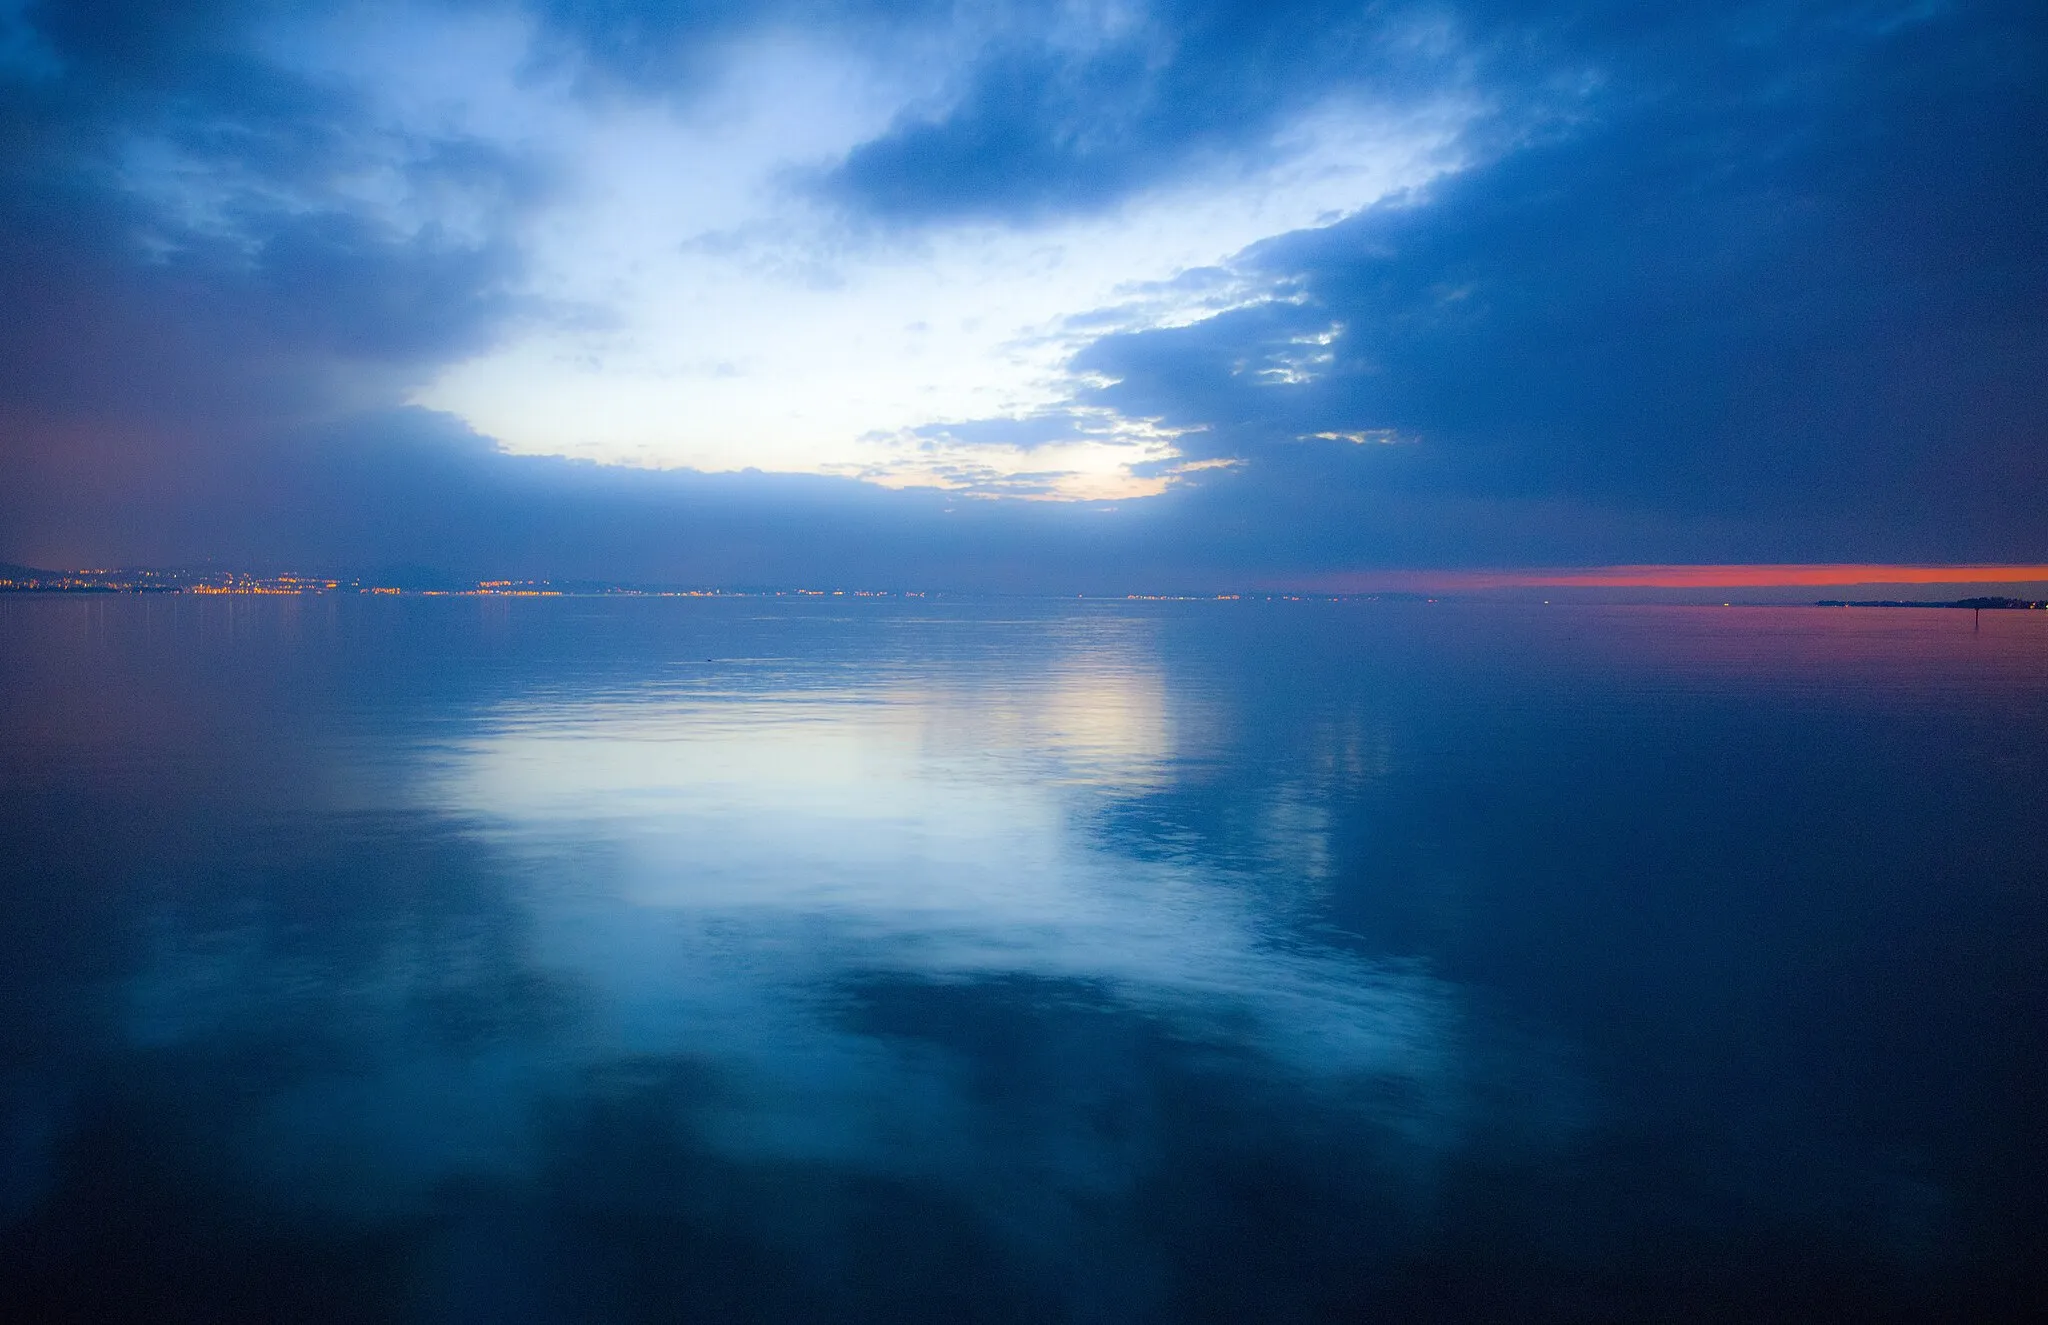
7,561 -> 2048,596
1291,564 -> 2048,592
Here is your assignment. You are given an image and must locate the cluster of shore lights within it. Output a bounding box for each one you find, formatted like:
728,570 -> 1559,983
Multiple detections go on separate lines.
183,581 -> 558,595
188,575 -> 341,594
175,585 -> 954,596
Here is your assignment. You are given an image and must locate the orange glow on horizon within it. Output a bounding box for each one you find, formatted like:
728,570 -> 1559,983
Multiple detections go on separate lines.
1302,564 -> 2048,592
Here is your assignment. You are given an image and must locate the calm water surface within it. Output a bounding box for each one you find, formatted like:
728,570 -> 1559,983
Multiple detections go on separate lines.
2,597 -> 2044,1321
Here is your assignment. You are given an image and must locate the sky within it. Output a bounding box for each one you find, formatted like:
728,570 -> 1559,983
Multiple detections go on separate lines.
0,0 -> 2043,588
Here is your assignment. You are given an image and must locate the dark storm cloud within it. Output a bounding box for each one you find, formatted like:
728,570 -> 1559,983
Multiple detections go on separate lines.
1067,0 -> 2048,563
822,0 -> 1487,223
1,0 -> 539,428
0,0 -> 546,568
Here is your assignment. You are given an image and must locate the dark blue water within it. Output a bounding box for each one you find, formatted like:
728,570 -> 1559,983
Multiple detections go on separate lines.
2,596 -> 2044,1321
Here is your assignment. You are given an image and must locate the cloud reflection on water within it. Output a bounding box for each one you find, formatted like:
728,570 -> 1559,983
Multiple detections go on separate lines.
422,648 -> 1461,1168
85,614 -> 1474,1253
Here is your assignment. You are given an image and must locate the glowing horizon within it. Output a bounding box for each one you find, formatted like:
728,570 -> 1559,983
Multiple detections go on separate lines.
1296,565 -> 2048,593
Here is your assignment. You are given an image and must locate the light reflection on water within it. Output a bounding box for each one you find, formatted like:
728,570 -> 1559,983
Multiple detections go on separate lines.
385,628 -> 1463,1226
2,597 -> 2045,1321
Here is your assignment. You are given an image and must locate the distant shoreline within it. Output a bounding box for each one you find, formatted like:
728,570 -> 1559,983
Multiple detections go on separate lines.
1815,597 -> 2048,610
5,563 -> 2046,607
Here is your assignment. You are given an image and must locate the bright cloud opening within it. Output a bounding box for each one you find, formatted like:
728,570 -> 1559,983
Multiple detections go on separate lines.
349,21 -> 1479,498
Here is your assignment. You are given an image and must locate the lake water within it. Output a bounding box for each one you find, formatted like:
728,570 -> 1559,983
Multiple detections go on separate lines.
2,596 -> 2044,1321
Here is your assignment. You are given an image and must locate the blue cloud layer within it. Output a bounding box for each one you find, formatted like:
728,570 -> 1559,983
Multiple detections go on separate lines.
2,0 -> 2043,581
1074,0 -> 2048,561
822,0 -> 1484,223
